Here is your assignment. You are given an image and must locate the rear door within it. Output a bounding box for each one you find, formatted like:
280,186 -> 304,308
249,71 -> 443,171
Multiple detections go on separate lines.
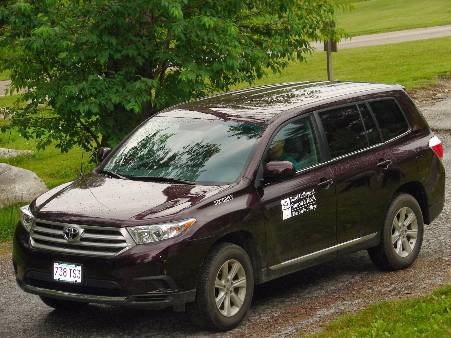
259,114 -> 337,270
365,97 -> 413,229
316,103 -> 388,244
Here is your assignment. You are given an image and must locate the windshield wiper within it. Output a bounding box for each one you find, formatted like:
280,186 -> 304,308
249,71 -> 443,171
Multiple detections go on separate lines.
99,169 -> 129,180
127,176 -> 195,185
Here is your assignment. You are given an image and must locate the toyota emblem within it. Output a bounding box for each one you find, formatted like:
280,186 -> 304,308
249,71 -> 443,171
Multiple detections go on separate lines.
63,225 -> 83,242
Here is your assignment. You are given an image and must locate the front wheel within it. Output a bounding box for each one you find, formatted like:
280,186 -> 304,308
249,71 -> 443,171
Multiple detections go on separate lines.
189,243 -> 254,331
368,193 -> 424,270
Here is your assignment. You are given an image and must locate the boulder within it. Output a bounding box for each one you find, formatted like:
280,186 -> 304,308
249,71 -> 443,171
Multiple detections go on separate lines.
0,148 -> 33,159
0,163 -> 48,208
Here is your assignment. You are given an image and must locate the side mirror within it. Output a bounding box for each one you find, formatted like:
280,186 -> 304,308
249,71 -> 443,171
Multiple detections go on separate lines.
264,161 -> 295,182
96,147 -> 111,163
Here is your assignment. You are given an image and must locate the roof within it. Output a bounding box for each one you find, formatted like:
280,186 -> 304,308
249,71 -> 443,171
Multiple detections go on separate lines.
157,81 -> 403,124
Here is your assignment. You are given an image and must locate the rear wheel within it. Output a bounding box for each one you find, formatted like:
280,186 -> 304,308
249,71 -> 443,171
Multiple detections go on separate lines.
40,296 -> 88,311
189,243 -> 254,331
368,193 -> 424,270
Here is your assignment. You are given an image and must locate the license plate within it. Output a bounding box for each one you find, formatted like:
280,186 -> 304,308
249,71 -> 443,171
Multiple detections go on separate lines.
53,262 -> 82,283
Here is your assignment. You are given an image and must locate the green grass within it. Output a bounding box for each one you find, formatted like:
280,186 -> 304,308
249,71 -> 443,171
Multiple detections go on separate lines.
309,285 -> 451,338
0,70 -> 9,81
0,94 -> 20,108
0,205 -> 20,242
0,128 -> 93,189
251,36 -> 451,90
337,0 -> 451,36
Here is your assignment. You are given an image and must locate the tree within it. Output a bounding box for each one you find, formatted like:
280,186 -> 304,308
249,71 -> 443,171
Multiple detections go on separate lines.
0,0 -> 343,154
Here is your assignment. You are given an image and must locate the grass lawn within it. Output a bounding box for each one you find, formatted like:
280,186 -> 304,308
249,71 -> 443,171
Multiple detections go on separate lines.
0,128 -> 93,189
309,285 -> 451,337
0,71 -> 10,81
337,0 -> 451,36
251,36 -> 451,90
0,94 -> 20,108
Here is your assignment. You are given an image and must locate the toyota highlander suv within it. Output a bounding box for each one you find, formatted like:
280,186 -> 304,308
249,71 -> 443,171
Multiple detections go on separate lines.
13,81 -> 445,331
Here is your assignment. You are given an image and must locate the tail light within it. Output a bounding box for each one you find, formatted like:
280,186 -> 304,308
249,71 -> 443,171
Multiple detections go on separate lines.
429,135 -> 443,159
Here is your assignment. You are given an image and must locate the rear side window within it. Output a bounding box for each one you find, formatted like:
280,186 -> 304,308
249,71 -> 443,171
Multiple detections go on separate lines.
358,104 -> 382,146
369,99 -> 409,140
319,105 -> 367,158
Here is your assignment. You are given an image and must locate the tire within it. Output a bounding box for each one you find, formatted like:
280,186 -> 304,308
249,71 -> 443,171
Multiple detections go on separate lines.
40,296 -> 88,311
368,193 -> 424,270
189,242 -> 254,331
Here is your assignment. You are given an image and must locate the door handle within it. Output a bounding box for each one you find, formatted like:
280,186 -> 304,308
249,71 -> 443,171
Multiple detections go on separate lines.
377,159 -> 392,170
317,178 -> 334,190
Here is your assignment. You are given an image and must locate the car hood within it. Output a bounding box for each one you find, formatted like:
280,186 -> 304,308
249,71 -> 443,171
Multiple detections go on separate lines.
34,173 -> 229,223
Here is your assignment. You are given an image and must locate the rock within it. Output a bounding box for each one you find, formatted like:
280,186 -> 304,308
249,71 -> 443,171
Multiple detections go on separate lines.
0,148 -> 32,159
0,164 -> 48,208
0,80 -> 10,96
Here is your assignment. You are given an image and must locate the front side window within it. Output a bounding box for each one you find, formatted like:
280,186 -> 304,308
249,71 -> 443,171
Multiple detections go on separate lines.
265,116 -> 320,172
369,99 -> 409,140
103,114 -> 264,184
319,105 -> 368,158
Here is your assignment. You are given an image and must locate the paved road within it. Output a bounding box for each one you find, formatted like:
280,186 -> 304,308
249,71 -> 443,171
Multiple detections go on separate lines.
0,95 -> 450,337
313,24 -> 451,50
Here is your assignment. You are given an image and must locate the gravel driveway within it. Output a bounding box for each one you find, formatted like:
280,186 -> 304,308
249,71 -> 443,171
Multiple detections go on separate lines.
0,104 -> 450,338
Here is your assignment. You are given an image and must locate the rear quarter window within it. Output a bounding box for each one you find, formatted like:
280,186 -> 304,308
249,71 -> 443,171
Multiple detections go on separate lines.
369,99 -> 409,140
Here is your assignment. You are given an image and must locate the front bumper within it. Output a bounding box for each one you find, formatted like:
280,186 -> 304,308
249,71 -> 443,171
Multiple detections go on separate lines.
17,279 -> 195,311
13,223 -> 205,311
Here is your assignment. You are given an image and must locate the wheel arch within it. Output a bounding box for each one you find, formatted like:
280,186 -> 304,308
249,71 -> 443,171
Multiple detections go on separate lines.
394,181 -> 430,224
210,230 -> 265,284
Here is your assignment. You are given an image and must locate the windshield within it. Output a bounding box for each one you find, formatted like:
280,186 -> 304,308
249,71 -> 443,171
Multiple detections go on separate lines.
102,115 -> 264,184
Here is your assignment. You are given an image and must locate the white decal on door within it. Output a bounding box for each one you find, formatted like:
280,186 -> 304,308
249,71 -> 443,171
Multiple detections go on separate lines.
213,194 -> 234,206
281,189 -> 317,220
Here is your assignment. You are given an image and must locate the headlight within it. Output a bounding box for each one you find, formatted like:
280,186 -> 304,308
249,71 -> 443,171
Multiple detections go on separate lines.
20,205 -> 34,232
127,219 -> 196,244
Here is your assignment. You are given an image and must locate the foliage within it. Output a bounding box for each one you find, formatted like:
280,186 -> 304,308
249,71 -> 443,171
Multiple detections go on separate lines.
0,0 -> 343,154
308,285 -> 451,338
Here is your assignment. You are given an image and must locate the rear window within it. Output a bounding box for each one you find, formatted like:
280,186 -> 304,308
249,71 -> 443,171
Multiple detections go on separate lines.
319,105 -> 368,158
369,99 -> 409,140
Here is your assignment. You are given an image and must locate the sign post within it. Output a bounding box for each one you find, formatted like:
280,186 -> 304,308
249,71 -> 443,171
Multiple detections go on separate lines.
324,21 -> 337,81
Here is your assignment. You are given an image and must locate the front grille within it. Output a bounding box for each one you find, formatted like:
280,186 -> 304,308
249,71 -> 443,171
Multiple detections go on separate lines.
30,219 -> 134,257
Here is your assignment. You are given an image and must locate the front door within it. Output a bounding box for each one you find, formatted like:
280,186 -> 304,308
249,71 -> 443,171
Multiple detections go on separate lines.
259,114 -> 337,269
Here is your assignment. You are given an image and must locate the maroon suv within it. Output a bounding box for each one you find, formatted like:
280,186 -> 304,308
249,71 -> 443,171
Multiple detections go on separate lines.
13,81 -> 445,330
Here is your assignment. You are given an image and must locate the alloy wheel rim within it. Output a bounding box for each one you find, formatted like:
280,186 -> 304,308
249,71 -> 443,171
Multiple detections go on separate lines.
214,259 -> 247,317
391,206 -> 418,258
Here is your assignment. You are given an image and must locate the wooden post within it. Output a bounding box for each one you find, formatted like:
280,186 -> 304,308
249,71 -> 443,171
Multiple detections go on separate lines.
326,40 -> 333,81
324,21 -> 337,82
